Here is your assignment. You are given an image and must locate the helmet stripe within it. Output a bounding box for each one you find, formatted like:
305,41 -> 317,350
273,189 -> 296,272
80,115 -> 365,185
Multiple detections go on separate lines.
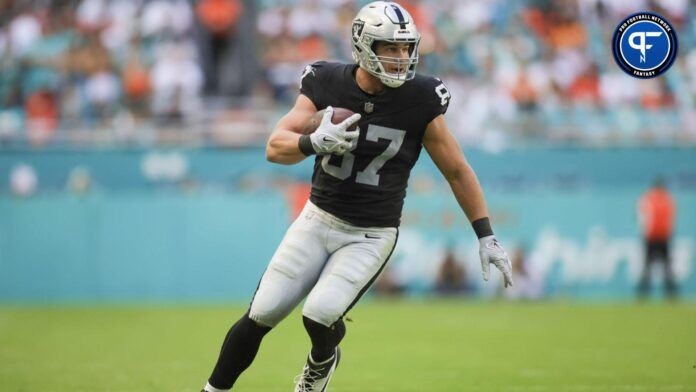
390,4 -> 405,23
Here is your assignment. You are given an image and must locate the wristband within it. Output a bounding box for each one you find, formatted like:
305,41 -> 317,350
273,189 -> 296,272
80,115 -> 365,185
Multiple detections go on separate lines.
298,134 -> 315,156
472,217 -> 494,238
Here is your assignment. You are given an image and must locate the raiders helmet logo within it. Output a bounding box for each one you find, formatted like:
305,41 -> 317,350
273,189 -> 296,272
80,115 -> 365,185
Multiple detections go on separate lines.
352,20 -> 365,43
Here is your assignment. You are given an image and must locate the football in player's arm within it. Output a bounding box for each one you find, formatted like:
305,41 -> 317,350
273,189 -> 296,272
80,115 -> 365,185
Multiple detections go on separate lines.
202,2 -> 512,392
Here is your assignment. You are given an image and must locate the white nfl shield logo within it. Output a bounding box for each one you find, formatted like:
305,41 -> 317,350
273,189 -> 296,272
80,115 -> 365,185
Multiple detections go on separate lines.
364,101 -> 374,113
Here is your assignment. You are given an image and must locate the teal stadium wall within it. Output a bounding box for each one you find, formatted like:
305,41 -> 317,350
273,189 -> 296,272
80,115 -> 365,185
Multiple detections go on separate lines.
1,147 -> 695,301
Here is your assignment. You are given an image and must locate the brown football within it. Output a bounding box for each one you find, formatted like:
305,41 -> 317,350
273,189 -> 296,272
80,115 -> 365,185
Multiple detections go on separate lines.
300,107 -> 358,135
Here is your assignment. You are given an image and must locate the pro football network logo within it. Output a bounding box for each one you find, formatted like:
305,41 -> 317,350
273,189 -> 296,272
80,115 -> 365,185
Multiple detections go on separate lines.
612,12 -> 678,79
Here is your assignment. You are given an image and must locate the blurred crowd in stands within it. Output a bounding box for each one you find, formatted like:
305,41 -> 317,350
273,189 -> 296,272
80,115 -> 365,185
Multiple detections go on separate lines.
1,0 -> 695,148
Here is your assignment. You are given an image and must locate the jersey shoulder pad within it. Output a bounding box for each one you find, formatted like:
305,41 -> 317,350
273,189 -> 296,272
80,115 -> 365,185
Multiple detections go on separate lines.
411,74 -> 452,118
299,61 -> 347,104
300,61 -> 347,83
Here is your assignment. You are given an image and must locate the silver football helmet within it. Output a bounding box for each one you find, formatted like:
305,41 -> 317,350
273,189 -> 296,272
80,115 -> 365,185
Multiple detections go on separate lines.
351,1 -> 420,88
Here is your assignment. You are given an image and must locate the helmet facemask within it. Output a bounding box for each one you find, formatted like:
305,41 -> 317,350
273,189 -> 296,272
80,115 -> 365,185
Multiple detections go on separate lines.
369,40 -> 420,88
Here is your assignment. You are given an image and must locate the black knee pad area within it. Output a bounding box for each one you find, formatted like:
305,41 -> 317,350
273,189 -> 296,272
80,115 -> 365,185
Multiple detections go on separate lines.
303,316 -> 346,348
237,311 -> 272,338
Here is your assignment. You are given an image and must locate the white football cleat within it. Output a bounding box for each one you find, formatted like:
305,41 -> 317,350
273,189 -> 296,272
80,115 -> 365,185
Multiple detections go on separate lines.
293,347 -> 341,392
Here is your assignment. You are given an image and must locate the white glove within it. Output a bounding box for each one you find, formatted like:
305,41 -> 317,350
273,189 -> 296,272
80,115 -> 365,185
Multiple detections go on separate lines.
479,235 -> 514,288
310,106 -> 361,155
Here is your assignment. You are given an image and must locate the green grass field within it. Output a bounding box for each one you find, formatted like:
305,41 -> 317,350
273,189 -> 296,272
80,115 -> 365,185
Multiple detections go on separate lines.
1,299 -> 695,391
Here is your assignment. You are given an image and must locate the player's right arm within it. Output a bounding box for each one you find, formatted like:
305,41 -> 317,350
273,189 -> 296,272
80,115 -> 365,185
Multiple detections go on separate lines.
265,94 -> 317,165
266,97 -> 360,165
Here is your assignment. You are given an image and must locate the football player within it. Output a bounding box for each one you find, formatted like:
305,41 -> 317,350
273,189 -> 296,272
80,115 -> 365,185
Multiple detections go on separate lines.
202,2 -> 513,391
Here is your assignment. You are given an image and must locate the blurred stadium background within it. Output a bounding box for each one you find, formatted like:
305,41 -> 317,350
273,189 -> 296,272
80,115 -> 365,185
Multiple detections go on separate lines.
1,0 -> 695,390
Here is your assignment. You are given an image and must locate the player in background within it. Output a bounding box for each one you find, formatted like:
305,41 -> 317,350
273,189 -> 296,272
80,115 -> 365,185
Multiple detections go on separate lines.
202,2 -> 513,391
637,177 -> 677,299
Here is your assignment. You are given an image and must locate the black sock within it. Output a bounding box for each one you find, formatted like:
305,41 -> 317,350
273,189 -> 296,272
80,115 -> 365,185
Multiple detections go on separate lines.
208,311 -> 271,389
303,316 -> 346,363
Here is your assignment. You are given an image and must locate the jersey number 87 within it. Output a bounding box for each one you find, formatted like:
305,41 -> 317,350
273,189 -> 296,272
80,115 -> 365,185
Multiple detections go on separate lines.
322,124 -> 405,187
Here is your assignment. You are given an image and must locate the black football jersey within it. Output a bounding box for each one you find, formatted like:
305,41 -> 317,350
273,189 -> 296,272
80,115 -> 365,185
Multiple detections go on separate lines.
299,61 -> 450,227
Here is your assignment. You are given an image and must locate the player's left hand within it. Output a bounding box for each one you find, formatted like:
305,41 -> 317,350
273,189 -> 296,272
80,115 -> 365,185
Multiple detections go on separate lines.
478,235 -> 513,288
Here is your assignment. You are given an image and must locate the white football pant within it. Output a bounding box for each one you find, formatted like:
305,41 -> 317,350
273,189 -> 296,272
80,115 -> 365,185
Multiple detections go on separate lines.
249,200 -> 398,328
